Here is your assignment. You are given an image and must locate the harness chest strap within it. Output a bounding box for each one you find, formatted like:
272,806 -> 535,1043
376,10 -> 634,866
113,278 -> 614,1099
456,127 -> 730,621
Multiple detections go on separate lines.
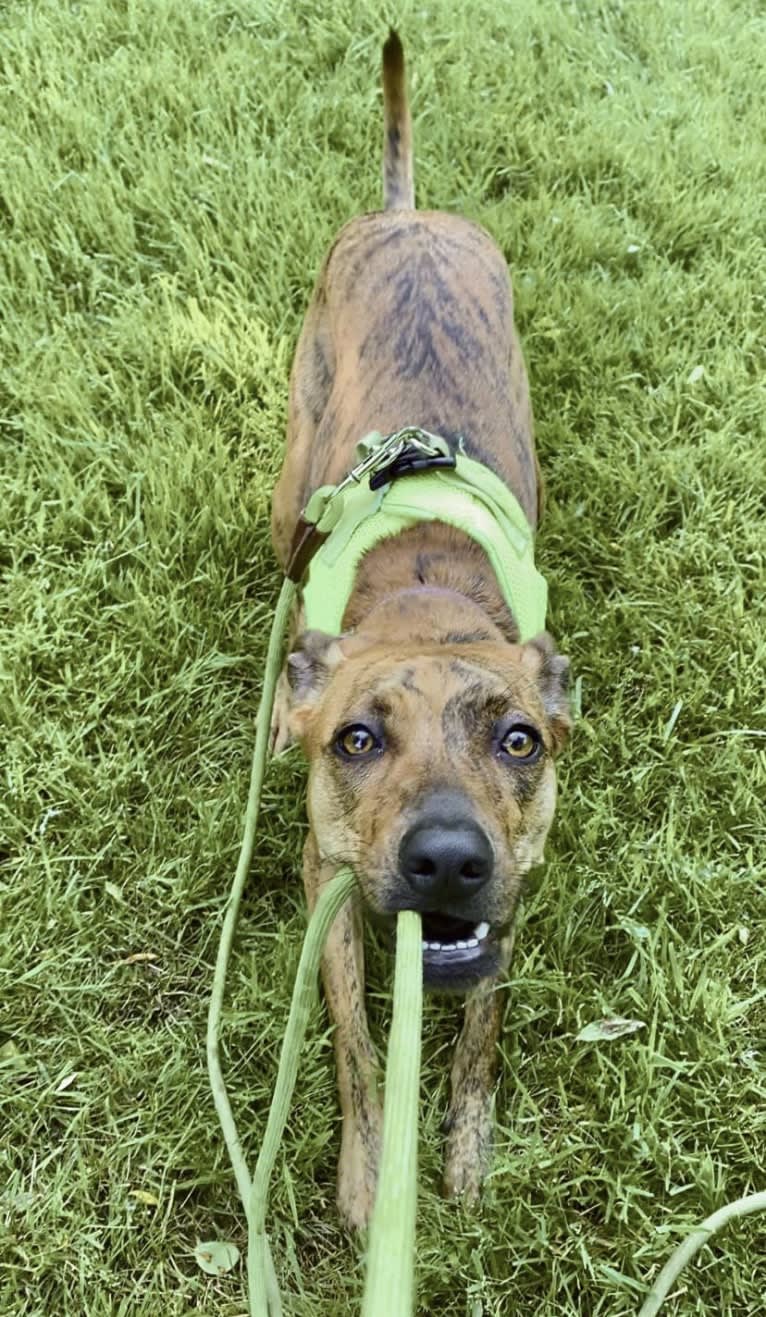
287,430 -> 548,642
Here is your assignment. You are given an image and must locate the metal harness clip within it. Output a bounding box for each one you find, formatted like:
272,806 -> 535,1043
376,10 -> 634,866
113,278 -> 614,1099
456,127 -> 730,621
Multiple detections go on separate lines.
333,427 -> 455,498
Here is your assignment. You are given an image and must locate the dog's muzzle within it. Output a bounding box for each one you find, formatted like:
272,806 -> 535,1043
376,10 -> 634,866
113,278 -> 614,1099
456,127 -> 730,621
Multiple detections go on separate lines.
397,792 -> 500,989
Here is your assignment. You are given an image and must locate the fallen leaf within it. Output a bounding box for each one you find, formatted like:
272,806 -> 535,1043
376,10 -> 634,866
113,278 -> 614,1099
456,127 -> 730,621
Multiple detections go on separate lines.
621,918 -> 650,941
116,952 -> 159,966
687,364 -> 705,384
0,1039 -> 20,1061
56,1072 -> 78,1092
576,1018 -> 646,1043
129,1189 -> 159,1206
194,1240 -> 240,1276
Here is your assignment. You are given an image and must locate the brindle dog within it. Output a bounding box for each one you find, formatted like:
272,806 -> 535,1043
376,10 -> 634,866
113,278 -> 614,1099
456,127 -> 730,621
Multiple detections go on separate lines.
270,32 -> 570,1230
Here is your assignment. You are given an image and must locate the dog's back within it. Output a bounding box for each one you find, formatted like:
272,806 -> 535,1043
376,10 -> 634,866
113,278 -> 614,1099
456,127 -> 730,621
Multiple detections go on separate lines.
273,34 -> 542,561
272,31 -> 538,564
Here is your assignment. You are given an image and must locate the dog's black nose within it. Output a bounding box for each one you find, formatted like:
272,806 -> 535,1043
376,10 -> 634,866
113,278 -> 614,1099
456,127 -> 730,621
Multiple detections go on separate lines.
399,815 -> 493,901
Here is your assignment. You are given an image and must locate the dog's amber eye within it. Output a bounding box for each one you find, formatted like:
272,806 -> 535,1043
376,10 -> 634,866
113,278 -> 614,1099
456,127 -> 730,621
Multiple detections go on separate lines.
499,725 -> 541,761
336,724 -> 379,758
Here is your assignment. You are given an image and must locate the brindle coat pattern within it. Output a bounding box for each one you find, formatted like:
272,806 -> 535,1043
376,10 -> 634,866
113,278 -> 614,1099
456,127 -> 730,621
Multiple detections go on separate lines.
270,210 -> 539,565
270,33 -> 570,1229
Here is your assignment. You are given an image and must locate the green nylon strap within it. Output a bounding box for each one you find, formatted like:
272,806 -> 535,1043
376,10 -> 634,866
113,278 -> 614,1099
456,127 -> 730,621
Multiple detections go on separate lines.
206,578 -> 297,1317
362,910 -> 423,1317
248,865 -> 358,1317
301,434 -> 547,642
637,1191 -> 766,1317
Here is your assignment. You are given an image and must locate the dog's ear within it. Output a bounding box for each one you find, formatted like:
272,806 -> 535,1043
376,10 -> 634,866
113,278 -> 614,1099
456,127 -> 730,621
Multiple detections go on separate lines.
520,632 -> 571,753
287,630 -> 346,739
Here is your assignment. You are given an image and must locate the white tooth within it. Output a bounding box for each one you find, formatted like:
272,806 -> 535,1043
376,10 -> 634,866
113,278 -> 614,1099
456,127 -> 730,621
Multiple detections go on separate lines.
428,941 -> 442,951
456,940 -> 467,949
473,921 -> 490,940
466,938 -> 478,948
421,941 -> 429,950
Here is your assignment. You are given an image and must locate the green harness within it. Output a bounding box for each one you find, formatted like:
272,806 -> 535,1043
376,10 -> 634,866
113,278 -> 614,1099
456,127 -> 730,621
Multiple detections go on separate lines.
293,427 -> 548,641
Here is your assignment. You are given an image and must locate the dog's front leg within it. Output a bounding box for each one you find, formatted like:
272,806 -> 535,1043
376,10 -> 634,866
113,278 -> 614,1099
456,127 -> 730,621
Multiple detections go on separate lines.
303,832 -> 382,1231
442,966 -> 508,1203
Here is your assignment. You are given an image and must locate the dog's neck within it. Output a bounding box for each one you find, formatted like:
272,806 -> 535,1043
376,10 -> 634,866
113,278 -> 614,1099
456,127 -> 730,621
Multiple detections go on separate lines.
340,521 -> 519,643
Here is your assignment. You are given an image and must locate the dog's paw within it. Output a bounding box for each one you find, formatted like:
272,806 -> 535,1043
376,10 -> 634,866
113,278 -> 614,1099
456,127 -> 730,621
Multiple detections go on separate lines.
442,1098 -> 493,1204
269,669 -> 293,755
336,1112 -> 382,1232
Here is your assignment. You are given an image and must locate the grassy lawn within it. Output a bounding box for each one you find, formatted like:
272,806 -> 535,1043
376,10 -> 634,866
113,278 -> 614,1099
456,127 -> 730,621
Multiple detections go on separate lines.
2,0 -> 765,1312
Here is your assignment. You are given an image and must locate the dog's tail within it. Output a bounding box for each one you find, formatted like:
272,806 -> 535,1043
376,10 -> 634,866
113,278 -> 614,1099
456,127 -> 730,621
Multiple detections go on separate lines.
382,30 -> 414,209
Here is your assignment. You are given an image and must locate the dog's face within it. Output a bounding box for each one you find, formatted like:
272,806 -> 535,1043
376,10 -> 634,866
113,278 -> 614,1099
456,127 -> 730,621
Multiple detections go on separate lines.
289,598 -> 570,991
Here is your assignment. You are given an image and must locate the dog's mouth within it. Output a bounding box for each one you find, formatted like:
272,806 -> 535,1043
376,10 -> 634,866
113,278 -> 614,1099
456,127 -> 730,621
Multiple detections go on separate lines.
417,912 -> 498,989
421,912 -> 489,954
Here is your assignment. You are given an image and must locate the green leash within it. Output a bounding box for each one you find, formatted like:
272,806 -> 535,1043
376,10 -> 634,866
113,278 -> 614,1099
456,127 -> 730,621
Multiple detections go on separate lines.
206,577 -> 296,1316
206,578 -> 296,1214
637,1191 -> 766,1316
208,572 -> 765,1313
363,909 -> 422,1317
248,864 -> 357,1316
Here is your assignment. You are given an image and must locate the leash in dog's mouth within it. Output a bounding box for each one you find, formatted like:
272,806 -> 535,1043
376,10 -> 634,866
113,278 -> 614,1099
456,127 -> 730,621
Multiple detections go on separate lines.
369,908 -> 499,987
384,912 -> 501,988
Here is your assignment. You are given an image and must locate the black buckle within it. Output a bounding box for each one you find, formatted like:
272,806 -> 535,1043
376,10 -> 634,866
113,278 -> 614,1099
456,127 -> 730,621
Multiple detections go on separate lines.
368,445 -> 456,491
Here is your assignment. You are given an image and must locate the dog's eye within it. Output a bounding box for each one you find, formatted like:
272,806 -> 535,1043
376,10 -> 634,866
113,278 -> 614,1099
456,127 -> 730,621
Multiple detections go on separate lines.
336,724 -> 380,758
499,724 -> 541,761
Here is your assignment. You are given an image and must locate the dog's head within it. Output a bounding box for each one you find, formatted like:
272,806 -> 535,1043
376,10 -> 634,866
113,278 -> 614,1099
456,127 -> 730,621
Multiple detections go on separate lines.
288,592 -> 570,990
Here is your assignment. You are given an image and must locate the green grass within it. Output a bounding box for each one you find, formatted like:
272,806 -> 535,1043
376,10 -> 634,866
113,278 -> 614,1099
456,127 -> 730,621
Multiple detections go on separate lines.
1,0 -> 765,1312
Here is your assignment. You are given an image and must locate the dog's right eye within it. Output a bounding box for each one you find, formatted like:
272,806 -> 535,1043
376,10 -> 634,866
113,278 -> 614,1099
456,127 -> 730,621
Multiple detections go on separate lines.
335,724 -> 382,758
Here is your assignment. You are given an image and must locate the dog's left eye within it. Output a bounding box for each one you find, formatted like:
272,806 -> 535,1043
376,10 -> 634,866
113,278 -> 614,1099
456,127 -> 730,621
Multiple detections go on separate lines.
335,724 -> 381,758
498,724 -> 541,762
